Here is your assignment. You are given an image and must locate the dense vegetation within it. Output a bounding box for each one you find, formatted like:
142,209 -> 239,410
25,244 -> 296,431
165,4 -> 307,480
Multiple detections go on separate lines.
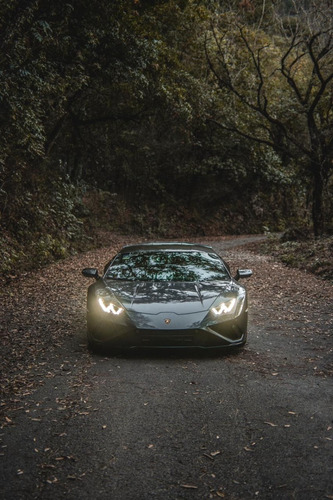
1,0 -> 332,275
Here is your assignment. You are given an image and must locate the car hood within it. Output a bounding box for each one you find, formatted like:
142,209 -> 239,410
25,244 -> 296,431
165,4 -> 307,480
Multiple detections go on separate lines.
104,280 -> 239,314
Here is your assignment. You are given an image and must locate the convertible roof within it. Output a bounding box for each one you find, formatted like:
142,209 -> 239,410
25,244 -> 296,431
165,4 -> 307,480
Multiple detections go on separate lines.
119,242 -> 215,253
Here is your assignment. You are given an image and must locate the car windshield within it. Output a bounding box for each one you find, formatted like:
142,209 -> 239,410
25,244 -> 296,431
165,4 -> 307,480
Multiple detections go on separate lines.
105,251 -> 229,282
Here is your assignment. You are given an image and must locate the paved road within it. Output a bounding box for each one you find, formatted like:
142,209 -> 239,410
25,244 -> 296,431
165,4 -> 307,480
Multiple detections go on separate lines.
1,237 -> 332,499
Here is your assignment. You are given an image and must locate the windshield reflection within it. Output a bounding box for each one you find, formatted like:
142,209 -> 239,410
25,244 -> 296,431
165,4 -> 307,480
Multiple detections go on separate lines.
105,251 -> 229,282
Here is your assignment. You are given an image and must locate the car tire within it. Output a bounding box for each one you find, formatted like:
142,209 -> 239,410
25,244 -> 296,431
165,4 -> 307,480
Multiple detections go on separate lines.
87,333 -> 99,353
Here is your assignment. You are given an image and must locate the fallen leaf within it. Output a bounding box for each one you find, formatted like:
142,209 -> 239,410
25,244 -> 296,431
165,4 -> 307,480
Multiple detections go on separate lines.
210,450 -> 221,456
264,421 -> 277,427
46,477 -> 58,484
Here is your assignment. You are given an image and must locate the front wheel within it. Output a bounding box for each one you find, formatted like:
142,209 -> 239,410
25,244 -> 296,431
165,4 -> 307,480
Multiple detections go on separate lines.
87,329 -> 100,353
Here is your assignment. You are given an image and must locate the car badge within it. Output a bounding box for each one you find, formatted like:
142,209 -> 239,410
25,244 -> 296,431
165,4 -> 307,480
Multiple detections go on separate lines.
164,318 -> 171,325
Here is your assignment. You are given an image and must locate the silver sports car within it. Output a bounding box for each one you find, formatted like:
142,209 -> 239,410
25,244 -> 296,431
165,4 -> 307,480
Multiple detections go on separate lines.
82,242 -> 252,351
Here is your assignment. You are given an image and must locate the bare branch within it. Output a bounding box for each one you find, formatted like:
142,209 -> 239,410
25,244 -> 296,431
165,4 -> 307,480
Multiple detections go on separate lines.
238,26 -> 269,112
307,30 -> 333,86
206,117 -> 275,149
280,34 -> 307,105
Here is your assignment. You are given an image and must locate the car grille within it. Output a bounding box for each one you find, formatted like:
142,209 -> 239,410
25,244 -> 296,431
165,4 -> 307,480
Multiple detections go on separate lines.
139,330 -> 195,346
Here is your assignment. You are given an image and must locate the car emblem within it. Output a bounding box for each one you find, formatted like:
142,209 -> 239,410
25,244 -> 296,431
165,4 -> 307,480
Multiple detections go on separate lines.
164,318 -> 171,325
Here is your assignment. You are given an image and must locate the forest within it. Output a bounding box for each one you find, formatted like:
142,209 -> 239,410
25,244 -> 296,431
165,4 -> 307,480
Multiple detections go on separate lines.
0,0 -> 332,275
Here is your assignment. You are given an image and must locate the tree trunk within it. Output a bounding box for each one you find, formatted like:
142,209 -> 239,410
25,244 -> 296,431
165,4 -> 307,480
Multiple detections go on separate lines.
312,167 -> 325,237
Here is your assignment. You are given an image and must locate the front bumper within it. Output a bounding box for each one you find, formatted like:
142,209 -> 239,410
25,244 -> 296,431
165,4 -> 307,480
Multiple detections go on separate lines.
87,311 -> 247,350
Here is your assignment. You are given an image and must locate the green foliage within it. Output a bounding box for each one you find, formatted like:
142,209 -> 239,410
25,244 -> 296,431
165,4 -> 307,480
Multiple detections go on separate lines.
0,176 -> 86,275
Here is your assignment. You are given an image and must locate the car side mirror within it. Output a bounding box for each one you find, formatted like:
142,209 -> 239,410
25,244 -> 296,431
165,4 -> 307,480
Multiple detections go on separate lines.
82,268 -> 99,280
235,269 -> 253,280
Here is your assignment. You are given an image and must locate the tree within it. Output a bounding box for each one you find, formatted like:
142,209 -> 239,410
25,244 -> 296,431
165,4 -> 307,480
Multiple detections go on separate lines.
205,0 -> 333,235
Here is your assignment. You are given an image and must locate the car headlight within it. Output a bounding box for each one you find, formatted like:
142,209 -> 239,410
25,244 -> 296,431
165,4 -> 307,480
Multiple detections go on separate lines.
98,297 -> 124,315
211,297 -> 237,316
211,293 -> 245,318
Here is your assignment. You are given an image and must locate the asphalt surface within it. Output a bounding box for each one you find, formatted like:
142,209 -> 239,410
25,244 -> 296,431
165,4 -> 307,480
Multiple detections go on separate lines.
1,236 -> 332,499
